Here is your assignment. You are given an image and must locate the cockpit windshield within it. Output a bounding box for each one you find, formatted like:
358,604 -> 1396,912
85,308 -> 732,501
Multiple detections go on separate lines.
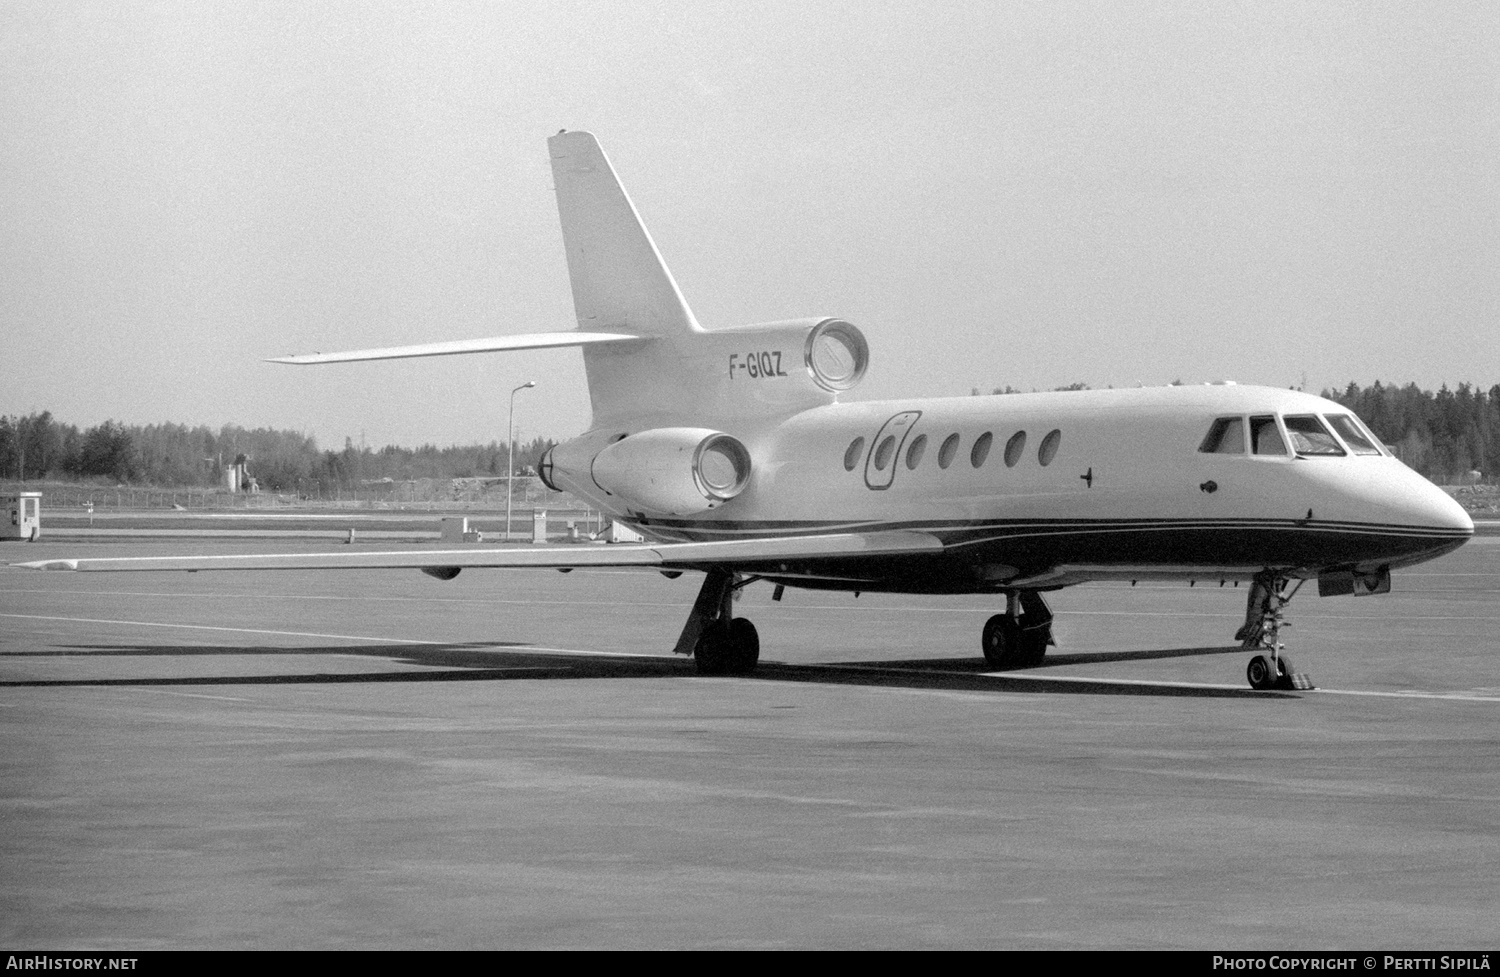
1324,414 -> 1383,455
1283,415 -> 1345,456
1200,412 -> 1385,459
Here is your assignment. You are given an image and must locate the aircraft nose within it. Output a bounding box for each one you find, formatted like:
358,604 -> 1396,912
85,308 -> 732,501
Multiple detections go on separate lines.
1321,459 -> 1475,566
1365,458 -> 1474,534
1381,464 -> 1474,564
1414,478 -> 1475,535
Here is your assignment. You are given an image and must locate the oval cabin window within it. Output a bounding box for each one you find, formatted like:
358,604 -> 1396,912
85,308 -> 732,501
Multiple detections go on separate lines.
1038,429 -> 1061,466
938,433 -> 960,469
905,434 -> 927,470
970,432 -> 993,468
843,437 -> 866,472
1004,431 -> 1026,467
873,435 -> 897,471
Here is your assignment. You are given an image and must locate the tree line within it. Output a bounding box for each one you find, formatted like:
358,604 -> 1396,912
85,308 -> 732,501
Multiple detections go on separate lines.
974,379 -> 1500,483
0,412 -> 555,493
3,382 -> 1496,490
1323,381 -> 1498,483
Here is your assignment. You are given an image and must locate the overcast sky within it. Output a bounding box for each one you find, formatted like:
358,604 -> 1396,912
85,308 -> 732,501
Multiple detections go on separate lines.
2,1 -> 1496,449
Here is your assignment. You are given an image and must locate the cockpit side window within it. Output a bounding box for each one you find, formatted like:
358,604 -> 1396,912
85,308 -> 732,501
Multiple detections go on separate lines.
1250,416 -> 1286,456
1199,417 -> 1245,454
1324,414 -> 1383,456
1283,415 -> 1345,456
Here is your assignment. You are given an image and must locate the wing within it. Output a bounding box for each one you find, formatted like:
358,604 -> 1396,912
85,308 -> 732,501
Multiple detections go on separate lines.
267,331 -> 645,365
14,530 -> 943,573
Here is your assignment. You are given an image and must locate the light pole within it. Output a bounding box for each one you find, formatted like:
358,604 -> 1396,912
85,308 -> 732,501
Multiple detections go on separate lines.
506,381 -> 535,542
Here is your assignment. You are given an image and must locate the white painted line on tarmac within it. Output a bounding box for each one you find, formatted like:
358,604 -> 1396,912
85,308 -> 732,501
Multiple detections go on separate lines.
1310,687 -> 1500,703
123,688 -> 253,702
0,612 -> 447,645
492,646 -> 678,659
981,671 -> 1500,701
0,613 -> 675,660
980,672 -> 1245,691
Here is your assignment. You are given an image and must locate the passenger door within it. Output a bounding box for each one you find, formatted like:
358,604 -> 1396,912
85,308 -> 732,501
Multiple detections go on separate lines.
864,411 -> 921,490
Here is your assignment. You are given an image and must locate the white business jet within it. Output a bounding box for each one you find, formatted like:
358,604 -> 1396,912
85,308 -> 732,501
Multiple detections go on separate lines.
19,131 -> 1474,690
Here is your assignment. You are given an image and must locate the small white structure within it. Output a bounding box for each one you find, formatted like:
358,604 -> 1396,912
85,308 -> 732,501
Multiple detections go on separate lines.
603,520 -> 646,543
532,509 -> 548,544
3,492 -> 42,541
439,517 -> 483,543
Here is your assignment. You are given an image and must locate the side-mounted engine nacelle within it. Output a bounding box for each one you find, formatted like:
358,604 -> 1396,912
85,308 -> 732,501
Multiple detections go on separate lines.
541,427 -> 752,517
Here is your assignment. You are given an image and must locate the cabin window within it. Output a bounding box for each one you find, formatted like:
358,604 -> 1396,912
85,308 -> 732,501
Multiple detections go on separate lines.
1199,417 -> 1245,454
905,434 -> 928,470
873,434 -> 897,471
938,433 -> 960,469
1324,414 -> 1382,456
1038,429 -> 1061,466
970,432 -> 993,468
1250,416 -> 1286,456
843,437 -> 865,471
1004,431 -> 1026,467
1284,415 -> 1345,456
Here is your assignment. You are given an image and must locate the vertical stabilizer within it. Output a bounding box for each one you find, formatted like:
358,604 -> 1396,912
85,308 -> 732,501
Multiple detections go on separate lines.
545,132 -> 844,427
549,131 -> 701,336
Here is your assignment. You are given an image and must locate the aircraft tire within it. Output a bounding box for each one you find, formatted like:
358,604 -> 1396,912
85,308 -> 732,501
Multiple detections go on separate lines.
1016,629 -> 1049,668
1246,654 -> 1281,691
1272,653 -> 1296,690
694,619 -> 759,676
981,614 -> 1021,668
727,618 -> 760,674
694,621 -> 733,676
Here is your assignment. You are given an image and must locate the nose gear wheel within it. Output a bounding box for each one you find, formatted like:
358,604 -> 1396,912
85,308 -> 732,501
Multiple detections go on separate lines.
1239,570 -> 1314,690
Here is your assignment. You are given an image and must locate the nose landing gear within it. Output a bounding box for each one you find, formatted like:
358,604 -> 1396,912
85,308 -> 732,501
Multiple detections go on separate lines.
1238,570 -> 1314,691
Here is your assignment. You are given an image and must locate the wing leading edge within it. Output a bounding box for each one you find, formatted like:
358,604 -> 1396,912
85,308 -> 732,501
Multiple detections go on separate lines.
14,530 -> 943,573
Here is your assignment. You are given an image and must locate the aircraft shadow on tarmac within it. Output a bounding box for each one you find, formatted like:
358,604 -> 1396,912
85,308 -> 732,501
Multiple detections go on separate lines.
0,641 -> 1293,699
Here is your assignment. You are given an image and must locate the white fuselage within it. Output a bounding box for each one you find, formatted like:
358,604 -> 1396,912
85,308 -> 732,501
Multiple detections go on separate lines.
551,383 -> 1473,593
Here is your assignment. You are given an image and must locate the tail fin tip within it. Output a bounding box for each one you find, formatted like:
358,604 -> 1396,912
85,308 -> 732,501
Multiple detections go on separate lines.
548,130 -> 700,338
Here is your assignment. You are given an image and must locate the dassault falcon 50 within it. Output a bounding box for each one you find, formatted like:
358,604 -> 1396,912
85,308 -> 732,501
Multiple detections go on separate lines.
19,130 -> 1474,690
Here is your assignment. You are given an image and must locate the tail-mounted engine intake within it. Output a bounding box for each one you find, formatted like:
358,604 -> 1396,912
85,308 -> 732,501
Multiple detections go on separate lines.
541,427 -> 752,517
802,318 -> 868,392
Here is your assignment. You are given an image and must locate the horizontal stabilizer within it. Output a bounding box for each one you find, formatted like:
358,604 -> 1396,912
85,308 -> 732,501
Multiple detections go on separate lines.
267,331 -> 644,365
14,531 -> 942,573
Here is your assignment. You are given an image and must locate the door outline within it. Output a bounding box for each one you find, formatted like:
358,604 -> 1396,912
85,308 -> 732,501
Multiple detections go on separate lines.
864,410 -> 922,490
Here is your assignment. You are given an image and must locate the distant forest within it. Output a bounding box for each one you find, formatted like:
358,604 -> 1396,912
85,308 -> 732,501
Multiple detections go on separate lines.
967,379 -> 1498,484
2,380 -> 1496,489
0,413 -> 555,494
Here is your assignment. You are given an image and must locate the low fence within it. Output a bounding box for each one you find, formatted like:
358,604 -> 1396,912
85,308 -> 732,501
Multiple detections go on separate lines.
0,481 -> 582,512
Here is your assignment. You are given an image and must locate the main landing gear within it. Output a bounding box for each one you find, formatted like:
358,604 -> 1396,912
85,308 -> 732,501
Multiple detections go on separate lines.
1236,569 -> 1314,691
674,570 -> 760,675
981,591 -> 1054,669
